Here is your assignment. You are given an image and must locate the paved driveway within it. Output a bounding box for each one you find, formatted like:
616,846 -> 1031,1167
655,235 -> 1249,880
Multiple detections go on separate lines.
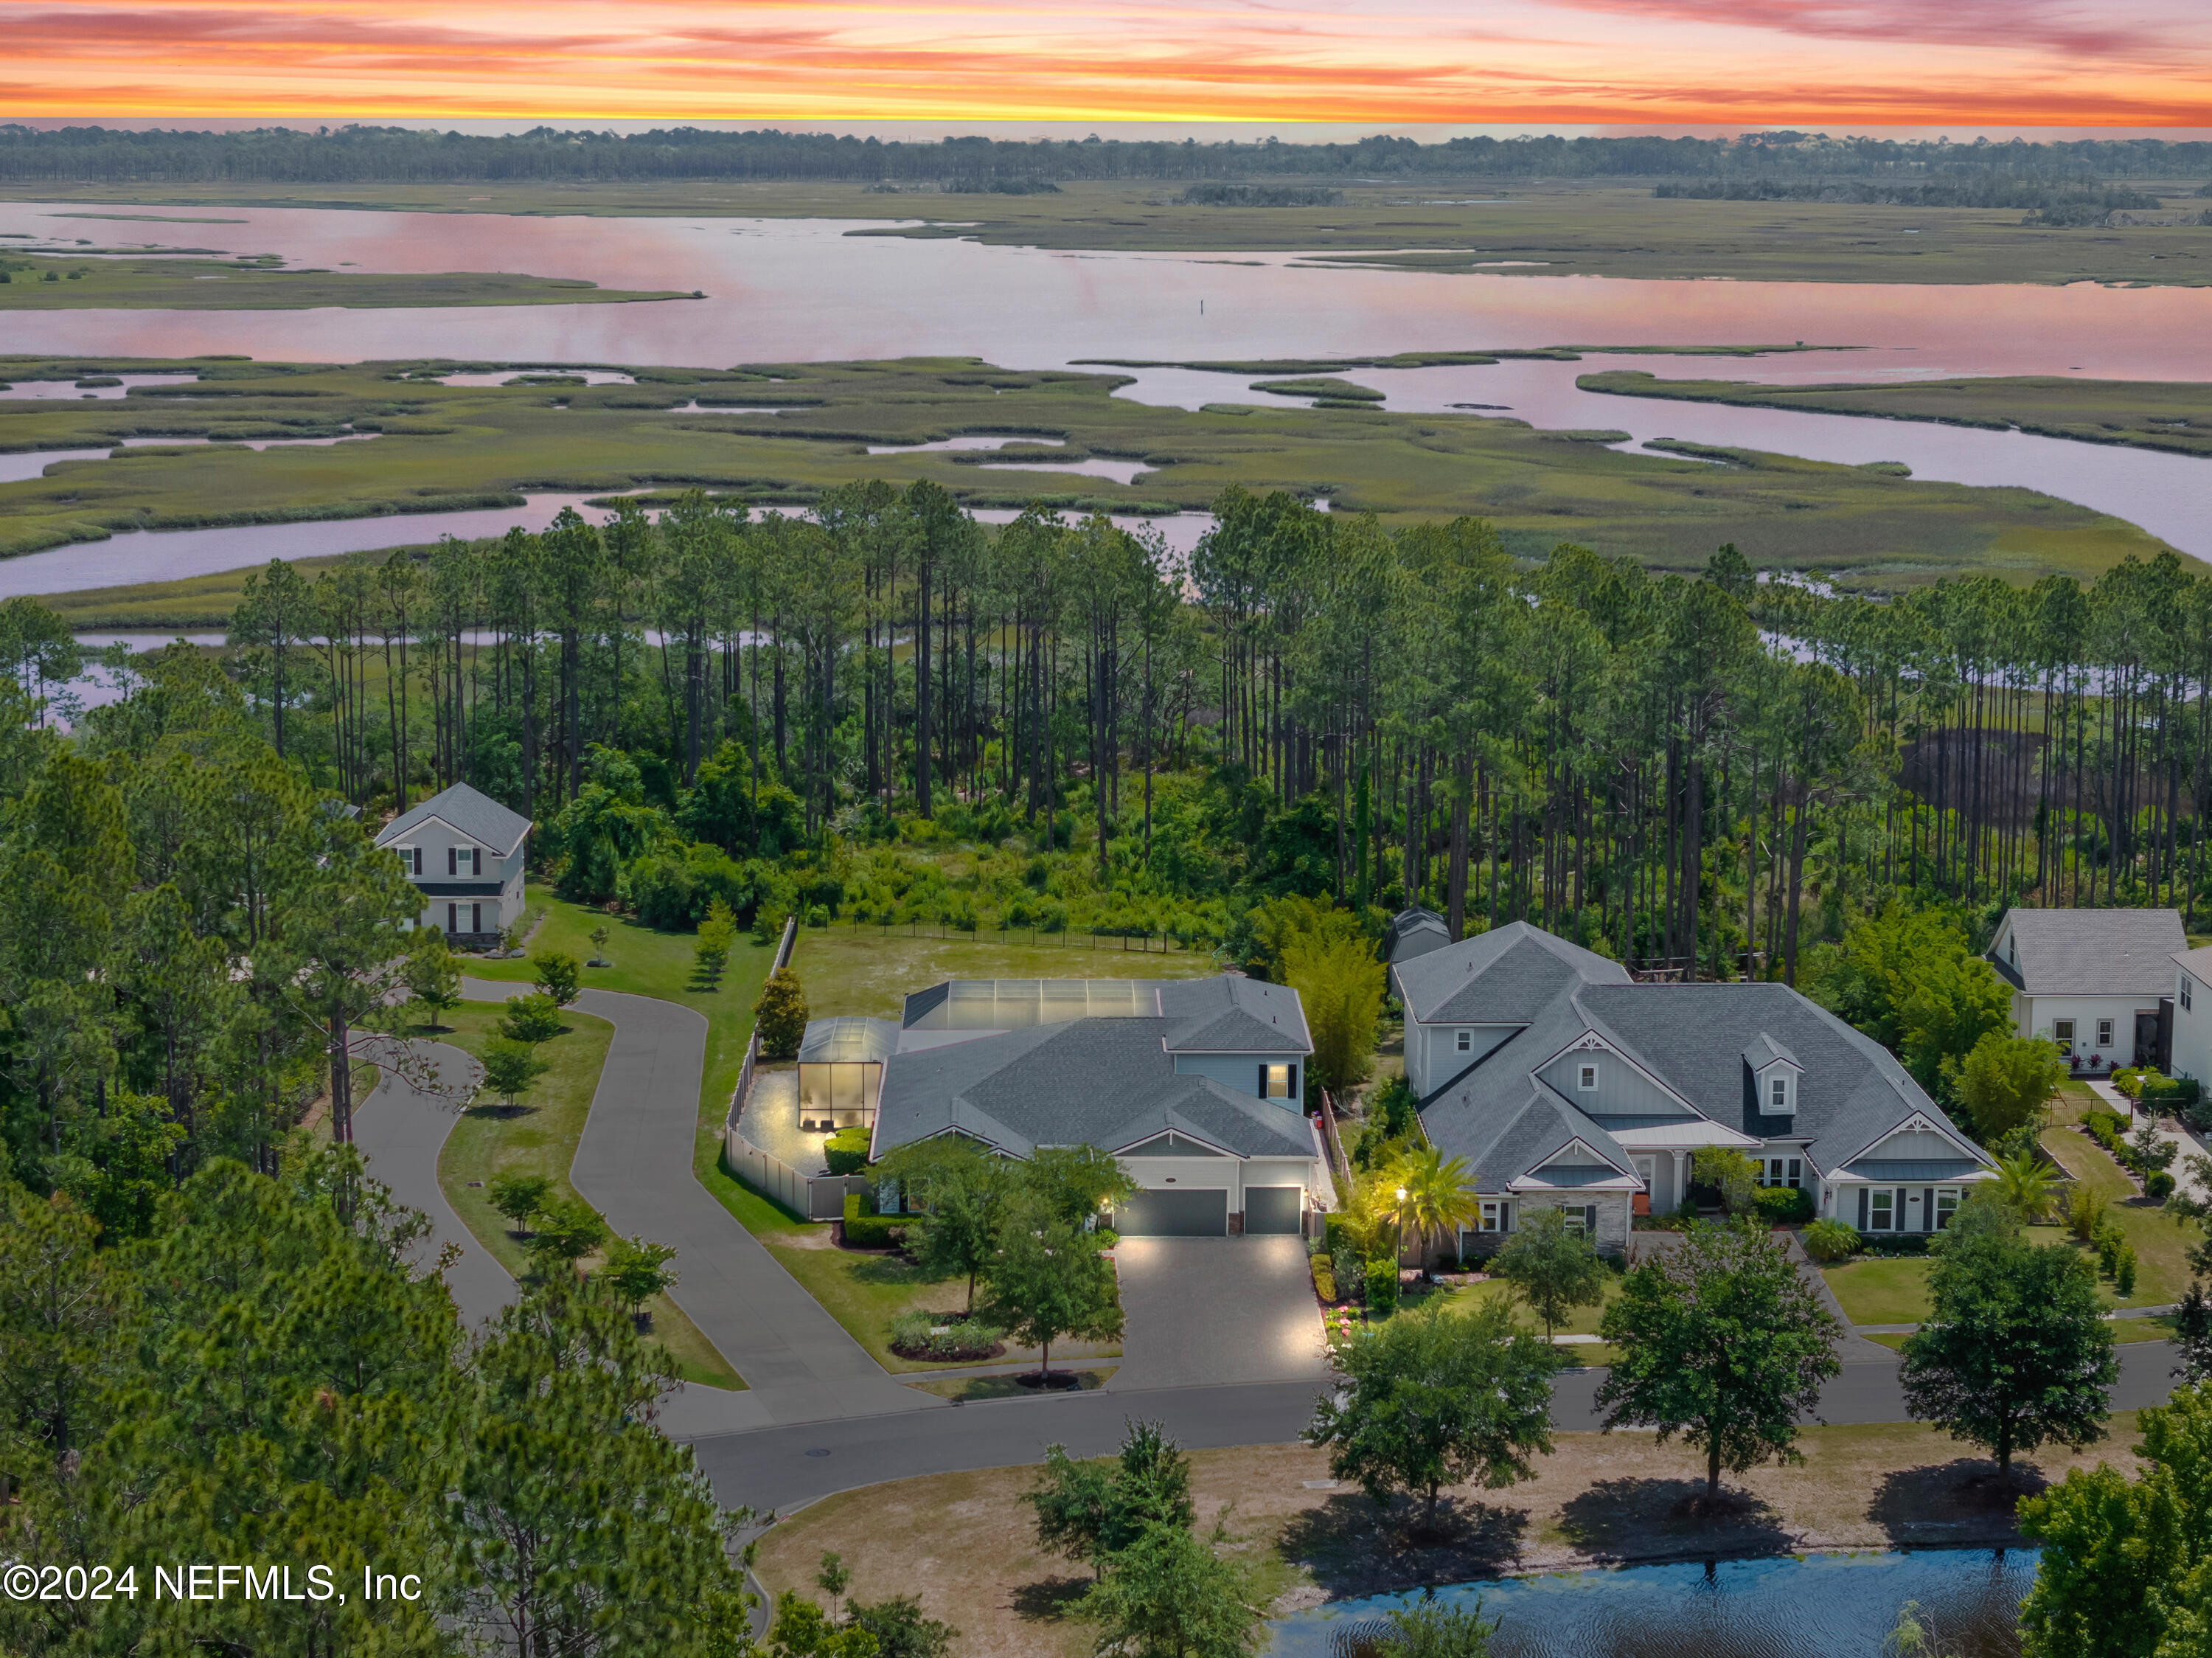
1108,1235 -> 1329,1391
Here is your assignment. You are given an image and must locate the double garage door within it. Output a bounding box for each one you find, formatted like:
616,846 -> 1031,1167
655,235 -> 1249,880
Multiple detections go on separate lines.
1114,1186 -> 1303,1238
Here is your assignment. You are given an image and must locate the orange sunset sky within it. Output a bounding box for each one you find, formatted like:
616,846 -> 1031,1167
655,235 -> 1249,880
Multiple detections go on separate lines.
4,0 -> 2211,125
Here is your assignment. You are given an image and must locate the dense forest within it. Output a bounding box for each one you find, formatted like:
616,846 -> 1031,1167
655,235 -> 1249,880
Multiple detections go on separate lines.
187,482 -> 2212,982
2,123 -> 2211,187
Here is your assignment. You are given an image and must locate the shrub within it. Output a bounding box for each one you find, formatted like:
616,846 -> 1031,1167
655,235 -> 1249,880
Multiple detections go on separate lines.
754,968 -> 808,1060
888,1310 -> 1003,1360
1092,1227 -> 1119,1249
825,1128 -> 870,1176
841,1212 -> 907,1249
2097,1226 -> 2124,1278
2115,1244 -> 2138,1298
1754,1184 -> 1817,1224
1802,1218 -> 1862,1263
1311,1257 -> 1338,1302
498,992 -> 566,1044
1364,1258 -> 1399,1314
2067,1184 -> 2109,1243
1332,1245 -> 1365,1300
2148,1169 -> 2177,1201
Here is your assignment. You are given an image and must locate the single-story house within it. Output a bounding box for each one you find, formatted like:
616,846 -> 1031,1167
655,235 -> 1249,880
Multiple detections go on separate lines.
1394,922 -> 1995,1252
862,975 -> 1329,1237
1987,906 -> 2184,1074
2170,943 -> 2212,1088
374,782 -> 532,948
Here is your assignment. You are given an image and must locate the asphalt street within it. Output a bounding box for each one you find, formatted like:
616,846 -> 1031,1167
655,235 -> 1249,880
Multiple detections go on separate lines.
690,1339 -> 2185,1515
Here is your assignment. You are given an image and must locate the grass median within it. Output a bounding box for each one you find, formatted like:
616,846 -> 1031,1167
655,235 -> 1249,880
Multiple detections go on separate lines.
422,997 -> 743,1390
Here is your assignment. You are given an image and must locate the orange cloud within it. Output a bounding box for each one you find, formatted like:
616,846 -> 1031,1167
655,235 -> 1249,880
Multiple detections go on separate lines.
1,0 -> 2208,123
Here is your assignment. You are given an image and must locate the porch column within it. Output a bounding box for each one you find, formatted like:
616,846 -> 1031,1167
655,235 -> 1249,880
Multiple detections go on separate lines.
1671,1150 -> 1686,1210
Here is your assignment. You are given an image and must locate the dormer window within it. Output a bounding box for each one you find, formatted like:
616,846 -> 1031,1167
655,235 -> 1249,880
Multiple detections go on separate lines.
1577,1064 -> 1598,1092
1769,1074 -> 1792,1113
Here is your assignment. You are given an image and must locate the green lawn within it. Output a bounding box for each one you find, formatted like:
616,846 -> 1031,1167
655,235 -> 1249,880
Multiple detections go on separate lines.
1388,1274 -> 1624,1366
1863,1314 -> 2179,1353
2041,1122 -> 2203,1309
422,997 -> 744,1390
1821,1256 -> 1937,1326
794,921 -> 1218,1021
464,884 -> 779,1240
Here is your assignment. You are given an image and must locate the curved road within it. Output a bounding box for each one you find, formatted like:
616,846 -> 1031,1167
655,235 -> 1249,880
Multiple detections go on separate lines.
352,979 -> 2189,1514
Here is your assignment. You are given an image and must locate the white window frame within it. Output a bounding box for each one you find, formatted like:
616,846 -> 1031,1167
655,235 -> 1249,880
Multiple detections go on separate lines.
1478,1199 -> 1510,1232
1760,1157 -> 1803,1189
1934,1187 -> 1961,1229
1768,1073 -> 1792,1112
1559,1204 -> 1597,1236
2097,1018 -> 2114,1050
1262,1064 -> 1293,1100
1869,1187 -> 1896,1232
1456,1029 -> 1472,1053
1577,1063 -> 1598,1092
2053,1019 -> 2075,1055
2184,976 -> 2195,1013
395,844 -> 421,875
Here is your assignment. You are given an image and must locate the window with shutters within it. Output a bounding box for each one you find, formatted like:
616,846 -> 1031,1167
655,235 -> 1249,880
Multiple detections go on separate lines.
1478,1199 -> 1510,1232
1262,1064 -> 1293,1100
1869,1188 -> 1895,1231
1935,1187 -> 1961,1229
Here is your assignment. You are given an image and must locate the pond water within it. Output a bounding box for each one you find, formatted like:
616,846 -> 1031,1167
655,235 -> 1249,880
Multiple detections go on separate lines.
4,198 -> 2212,577
1267,1548 -> 2040,1658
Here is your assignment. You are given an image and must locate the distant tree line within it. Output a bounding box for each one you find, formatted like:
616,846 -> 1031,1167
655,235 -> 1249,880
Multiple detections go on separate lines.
3,123 -> 2211,187
206,485 -> 2212,988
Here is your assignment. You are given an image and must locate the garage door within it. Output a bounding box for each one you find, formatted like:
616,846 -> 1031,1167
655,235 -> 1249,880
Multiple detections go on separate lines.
1116,1189 -> 1228,1238
1244,1186 -> 1303,1235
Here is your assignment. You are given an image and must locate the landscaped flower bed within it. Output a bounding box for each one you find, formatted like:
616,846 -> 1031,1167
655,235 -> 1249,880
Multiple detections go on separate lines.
888,1311 -> 1007,1362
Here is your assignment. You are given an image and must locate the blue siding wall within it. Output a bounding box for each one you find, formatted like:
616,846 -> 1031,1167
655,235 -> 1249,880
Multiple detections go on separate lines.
1173,1052 -> 1297,1098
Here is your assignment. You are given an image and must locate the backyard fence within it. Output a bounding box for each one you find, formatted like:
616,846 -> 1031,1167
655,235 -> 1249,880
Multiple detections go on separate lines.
722,914 -> 869,1221
806,915 -> 1217,955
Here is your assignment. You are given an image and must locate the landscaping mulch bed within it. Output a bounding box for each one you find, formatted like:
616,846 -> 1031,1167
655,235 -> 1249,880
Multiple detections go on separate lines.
889,1337 -> 1007,1363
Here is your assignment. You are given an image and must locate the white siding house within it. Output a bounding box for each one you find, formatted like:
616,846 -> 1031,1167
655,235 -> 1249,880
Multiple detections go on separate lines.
2172,944 -> 2212,1086
1988,907 -> 2184,1076
374,783 -> 532,948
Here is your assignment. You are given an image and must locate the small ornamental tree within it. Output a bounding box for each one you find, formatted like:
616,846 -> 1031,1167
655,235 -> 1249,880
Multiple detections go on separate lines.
403,932 -> 462,1031
879,1138 -> 1011,1314
1691,1146 -> 1761,1216
498,992 -> 566,1044
602,1235 -> 680,1323
1074,1520 -> 1259,1658
2171,1280 -> 2211,1387
1489,1206 -> 1609,1339
694,898 -> 737,986
526,1197 -> 609,1271
1304,1298 -> 1562,1535
531,950 -> 582,1008
979,1197 -> 1124,1380
488,1172 -> 552,1237
480,1036 -> 552,1108
1027,1419 -> 1197,1578
1596,1219 -> 1843,1499
754,966 -> 809,1060
1899,1213 -> 2118,1477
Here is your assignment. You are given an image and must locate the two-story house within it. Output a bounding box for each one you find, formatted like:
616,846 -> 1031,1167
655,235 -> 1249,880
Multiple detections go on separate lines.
863,975 -> 1328,1237
373,782 -> 532,948
1391,921 -> 1994,1252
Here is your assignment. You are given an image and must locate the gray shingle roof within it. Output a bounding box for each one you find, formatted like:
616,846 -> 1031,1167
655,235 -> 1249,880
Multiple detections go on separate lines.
375,783 -> 532,855
1385,907 -> 1452,965
871,1015 -> 1316,1162
1391,920 -> 1630,1025
1743,1033 -> 1799,1070
1156,975 -> 1310,1054
1414,925 -> 1986,1193
1992,907 -> 2188,997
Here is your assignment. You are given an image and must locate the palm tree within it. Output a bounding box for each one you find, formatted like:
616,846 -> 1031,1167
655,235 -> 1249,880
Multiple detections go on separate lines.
1994,1149 -> 2057,1223
1388,1143 -> 1482,1267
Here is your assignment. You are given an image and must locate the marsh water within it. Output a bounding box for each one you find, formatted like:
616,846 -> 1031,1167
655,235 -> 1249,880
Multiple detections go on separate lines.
6,198 -> 2212,574
1265,1548 -> 2040,1658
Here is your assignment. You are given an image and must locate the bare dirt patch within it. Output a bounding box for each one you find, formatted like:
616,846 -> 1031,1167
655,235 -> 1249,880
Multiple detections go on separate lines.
754,1418 -> 2144,1658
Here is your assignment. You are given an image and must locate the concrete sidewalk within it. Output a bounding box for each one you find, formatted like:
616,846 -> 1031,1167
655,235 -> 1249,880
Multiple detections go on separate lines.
462,978 -> 929,1432
352,1039 -> 517,1328
2088,1080 -> 2211,1204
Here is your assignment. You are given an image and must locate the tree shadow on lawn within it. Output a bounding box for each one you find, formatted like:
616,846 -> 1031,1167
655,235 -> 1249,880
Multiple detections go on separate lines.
1009,1573 -> 1093,1627
1555,1478 -> 1793,1563
1278,1492 -> 1531,1599
1867,1459 -> 2045,1546
462,1102 -> 539,1123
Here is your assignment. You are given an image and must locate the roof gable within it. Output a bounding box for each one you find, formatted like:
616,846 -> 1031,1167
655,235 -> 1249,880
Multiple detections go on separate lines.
376,783 -> 532,854
1992,906 -> 2187,997
1392,921 -> 1630,1025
